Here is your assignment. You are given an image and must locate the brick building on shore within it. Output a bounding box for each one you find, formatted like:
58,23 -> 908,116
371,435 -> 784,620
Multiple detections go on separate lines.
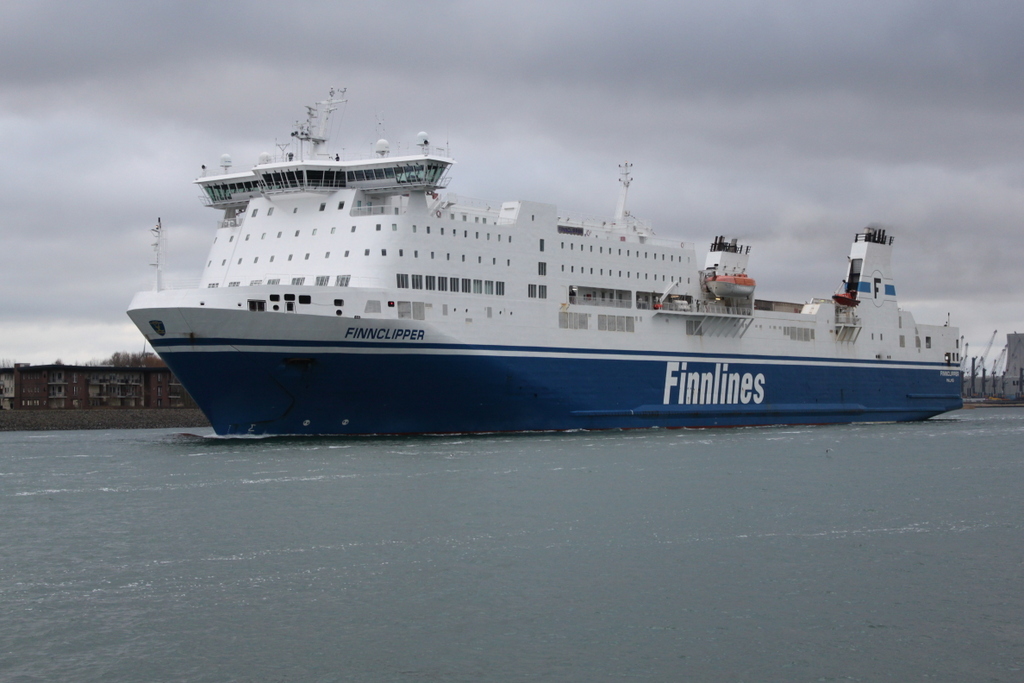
0,364 -> 194,410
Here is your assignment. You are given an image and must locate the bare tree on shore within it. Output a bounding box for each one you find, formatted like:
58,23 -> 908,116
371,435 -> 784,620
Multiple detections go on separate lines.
86,352 -> 167,367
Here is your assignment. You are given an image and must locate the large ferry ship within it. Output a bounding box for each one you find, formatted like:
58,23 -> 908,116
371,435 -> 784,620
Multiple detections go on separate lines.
128,91 -> 963,435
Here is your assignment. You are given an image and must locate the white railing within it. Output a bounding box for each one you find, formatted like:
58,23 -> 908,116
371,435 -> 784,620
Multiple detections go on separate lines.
442,193 -> 500,211
569,296 -> 632,309
159,278 -> 202,291
657,300 -> 752,316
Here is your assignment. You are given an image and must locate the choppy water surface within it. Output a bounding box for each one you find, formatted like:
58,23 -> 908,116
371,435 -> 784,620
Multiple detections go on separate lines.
1,409 -> 1022,682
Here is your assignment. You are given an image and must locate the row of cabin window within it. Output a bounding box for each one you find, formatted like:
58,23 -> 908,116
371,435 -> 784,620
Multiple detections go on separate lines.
237,218 -> 511,243
538,261 -> 686,284
211,275 -> 351,288
556,312 -> 635,332
213,249 -> 512,267
396,274 -> 506,296
250,202 -> 346,218
562,264 -> 688,283
899,335 -> 932,348
550,238 -> 688,263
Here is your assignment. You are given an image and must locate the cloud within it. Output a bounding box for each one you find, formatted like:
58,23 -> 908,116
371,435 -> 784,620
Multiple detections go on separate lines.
1,0 -> 1022,363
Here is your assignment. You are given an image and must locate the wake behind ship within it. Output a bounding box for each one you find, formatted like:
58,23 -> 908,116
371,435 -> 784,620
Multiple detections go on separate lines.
128,90 -> 963,435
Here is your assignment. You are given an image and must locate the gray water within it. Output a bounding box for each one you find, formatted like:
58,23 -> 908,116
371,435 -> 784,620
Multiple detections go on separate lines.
1,410 -> 1021,682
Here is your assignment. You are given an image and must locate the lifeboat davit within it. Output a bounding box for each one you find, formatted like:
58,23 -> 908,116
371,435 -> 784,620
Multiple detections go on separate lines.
832,291 -> 859,307
706,274 -> 756,298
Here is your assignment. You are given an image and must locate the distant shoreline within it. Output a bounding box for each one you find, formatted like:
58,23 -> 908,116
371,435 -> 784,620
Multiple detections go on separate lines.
961,400 -> 1024,409
0,409 -> 211,432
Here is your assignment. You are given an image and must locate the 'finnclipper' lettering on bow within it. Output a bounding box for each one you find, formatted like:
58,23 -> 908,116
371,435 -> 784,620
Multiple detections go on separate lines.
345,327 -> 425,341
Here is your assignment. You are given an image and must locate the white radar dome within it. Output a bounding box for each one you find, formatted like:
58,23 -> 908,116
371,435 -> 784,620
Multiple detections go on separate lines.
416,131 -> 429,147
375,139 -> 390,157
219,153 -> 232,171
258,152 -> 271,165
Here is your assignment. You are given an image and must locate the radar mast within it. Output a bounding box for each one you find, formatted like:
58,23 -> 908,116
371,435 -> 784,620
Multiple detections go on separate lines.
614,161 -> 632,220
150,218 -> 164,292
290,88 -> 347,160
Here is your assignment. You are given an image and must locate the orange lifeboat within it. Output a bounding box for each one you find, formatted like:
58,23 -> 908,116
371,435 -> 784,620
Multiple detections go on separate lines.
706,274 -> 756,298
832,291 -> 859,307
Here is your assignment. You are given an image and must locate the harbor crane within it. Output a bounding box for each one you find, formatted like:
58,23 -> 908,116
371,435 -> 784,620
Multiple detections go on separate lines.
978,330 -> 998,370
991,346 -> 1008,377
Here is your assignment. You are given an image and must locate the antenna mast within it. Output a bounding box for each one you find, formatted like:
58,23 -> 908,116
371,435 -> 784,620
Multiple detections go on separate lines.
150,218 -> 164,292
614,162 -> 632,220
291,87 -> 347,160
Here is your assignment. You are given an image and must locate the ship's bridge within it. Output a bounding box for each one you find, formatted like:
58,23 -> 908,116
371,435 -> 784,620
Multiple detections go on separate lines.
196,154 -> 453,210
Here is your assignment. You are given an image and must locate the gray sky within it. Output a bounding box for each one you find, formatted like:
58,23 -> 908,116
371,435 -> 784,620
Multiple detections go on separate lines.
2,0 -> 1022,367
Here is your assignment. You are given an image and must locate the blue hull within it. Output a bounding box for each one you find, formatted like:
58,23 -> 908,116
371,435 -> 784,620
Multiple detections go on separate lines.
152,338 -> 962,436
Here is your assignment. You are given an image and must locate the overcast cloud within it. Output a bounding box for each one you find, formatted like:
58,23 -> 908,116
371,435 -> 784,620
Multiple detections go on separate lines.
1,0 -> 1022,366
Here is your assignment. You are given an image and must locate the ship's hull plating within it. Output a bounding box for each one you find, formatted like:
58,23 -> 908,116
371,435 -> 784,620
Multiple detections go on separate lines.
144,317 -> 962,436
